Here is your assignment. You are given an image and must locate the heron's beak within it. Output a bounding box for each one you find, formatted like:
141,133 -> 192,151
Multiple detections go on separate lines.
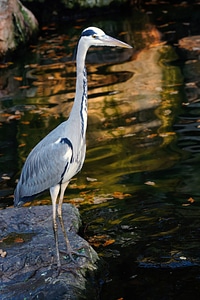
101,35 -> 132,49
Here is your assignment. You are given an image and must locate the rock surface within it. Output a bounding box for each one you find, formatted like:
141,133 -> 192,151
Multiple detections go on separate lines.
0,0 -> 38,56
0,204 -> 100,300
22,0 -> 127,9
61,0 -> 126,8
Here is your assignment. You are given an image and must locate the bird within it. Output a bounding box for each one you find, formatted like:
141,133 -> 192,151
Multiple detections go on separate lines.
14,26 -> 132,268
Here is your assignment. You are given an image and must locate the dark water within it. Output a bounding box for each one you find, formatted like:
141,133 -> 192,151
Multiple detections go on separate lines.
1,2 -> 200,299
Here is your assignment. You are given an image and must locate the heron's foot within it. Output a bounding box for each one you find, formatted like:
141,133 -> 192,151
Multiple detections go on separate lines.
52,256 -> 82,276
56,264 -> 80,276
60,246 -> 88,264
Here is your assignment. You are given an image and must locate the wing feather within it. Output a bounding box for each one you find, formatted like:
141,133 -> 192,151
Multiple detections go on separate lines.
14,137 -> 73,205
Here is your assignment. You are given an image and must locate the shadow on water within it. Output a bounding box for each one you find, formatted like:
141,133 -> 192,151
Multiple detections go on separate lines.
1,2 -> 200,299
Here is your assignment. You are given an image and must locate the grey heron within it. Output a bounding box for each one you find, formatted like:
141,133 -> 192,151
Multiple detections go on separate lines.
14,26 -> 132,268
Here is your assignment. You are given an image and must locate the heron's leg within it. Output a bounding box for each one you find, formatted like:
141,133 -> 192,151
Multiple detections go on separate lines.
50,185 -> 61,268
57,181 -> 75,258
57,182 -> 88,263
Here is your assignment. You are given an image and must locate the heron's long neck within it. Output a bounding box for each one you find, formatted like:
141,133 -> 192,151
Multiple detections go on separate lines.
69,41 -> 89,139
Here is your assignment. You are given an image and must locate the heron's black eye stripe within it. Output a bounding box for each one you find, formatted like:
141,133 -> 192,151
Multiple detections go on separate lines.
81,29 -> 96,37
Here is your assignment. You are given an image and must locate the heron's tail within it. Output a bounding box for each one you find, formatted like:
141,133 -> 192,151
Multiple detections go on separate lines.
14,184 -> 40,207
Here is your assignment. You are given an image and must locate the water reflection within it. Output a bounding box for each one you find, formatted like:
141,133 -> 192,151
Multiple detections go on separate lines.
84,43 -> 183,197
0,6 -> 200,299
0,16 -> 176,198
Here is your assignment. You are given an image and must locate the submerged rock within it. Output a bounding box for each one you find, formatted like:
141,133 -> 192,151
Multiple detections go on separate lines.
0,204 -> 101,300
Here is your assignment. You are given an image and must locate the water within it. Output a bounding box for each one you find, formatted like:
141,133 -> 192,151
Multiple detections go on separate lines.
1,3 -> 200,299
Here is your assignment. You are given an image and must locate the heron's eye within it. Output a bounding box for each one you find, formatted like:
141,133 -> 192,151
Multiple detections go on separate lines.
92,34 -> 97,39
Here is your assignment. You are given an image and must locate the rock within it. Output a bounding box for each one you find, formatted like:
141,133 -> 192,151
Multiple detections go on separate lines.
60,0 -> 126,9
0,204 -> 101,300
0,0 -> 38,56
22,0 -> 127,9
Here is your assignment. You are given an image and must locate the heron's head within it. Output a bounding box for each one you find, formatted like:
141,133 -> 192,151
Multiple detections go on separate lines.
81,27 -> 132,49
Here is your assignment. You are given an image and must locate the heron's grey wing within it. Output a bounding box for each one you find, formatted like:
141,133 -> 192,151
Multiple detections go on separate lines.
14,137 -> 73,204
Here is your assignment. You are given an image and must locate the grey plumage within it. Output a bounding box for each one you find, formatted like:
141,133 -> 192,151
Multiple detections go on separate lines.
14,122 -> 81,204
14,26 -> 132,268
